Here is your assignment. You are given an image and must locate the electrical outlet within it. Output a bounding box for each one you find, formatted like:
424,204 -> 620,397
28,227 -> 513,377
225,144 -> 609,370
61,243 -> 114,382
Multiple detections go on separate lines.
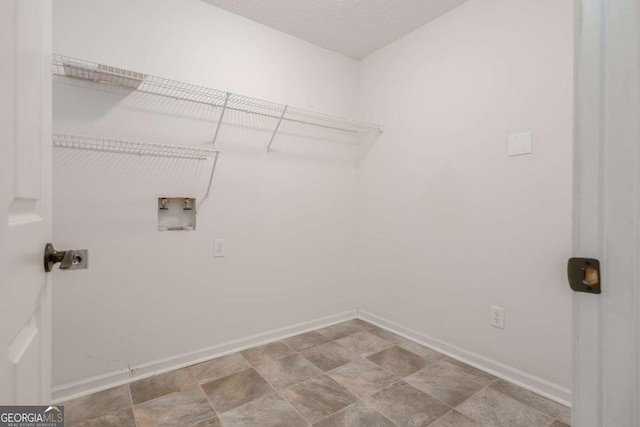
213,239 -> 224,258
490,306 -> 505,329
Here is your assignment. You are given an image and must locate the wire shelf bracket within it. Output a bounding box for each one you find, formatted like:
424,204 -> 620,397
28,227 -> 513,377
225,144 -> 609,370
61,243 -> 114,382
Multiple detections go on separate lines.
212,92 -> 230,146
266,105 -> 288,153
52,54 -> 383,143
204,151 -> 221,200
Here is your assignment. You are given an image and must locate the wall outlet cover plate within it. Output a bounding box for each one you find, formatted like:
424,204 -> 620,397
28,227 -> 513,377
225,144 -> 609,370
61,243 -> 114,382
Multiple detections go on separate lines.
508,131 -> 533,156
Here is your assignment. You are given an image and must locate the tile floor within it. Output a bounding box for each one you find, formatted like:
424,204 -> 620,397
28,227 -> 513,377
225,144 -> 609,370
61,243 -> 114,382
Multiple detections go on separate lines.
60,319 -> 571,426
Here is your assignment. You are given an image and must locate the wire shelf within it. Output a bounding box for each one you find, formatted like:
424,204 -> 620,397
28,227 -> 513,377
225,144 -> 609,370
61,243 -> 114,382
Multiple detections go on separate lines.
52,133 -> 219,160
52,54 -> 382,135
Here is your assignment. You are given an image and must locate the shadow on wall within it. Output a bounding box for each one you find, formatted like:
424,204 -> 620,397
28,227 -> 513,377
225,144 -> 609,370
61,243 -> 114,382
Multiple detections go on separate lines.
53,148 -> 206,190
53,78 -> 129,121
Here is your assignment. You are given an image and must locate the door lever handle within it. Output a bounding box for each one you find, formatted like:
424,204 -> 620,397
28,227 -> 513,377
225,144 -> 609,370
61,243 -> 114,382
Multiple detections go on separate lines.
44,243 -> 88,272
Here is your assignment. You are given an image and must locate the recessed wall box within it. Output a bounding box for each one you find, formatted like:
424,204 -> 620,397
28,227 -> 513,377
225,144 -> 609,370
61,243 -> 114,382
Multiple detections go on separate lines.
158,197 -> 196,231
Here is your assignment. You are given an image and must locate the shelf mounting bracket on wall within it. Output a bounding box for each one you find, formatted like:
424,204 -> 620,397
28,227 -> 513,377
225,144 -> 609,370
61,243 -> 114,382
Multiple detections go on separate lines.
201,92 -> 228,204
204,150 -> 221,201
211,92 -> 230,146
266,105 -> 288,153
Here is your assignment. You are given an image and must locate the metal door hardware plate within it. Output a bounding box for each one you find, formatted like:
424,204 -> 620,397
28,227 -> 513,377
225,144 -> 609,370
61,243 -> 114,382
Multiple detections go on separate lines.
567,257 -> 601,294
44,243 -> 88,272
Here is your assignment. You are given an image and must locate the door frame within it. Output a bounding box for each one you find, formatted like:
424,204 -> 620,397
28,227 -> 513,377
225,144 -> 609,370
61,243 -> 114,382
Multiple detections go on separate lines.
573,0 -> 640,425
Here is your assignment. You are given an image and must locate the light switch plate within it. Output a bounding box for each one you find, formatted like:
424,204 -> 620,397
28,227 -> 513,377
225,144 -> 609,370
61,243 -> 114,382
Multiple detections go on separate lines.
508,131 -> 533,156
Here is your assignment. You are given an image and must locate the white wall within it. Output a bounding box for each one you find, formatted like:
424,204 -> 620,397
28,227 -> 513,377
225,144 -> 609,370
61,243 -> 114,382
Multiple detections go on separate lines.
53,0 -> 575,403
52,0 -> 362,390
357,0 -> 574,394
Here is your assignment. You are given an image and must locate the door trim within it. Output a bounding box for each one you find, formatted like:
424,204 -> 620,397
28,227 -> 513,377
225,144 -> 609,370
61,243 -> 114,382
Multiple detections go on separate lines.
573,0 -> 640,425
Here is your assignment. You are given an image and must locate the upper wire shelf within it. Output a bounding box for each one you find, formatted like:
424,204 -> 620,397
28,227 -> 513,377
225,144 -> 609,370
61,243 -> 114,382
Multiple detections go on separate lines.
52,133 -> 218,160
52,54 -> 383,137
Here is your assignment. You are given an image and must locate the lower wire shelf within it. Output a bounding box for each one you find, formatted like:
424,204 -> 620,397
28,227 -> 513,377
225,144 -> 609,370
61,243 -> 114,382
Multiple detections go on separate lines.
52,133 -> 221,200
52,133 -> 218,160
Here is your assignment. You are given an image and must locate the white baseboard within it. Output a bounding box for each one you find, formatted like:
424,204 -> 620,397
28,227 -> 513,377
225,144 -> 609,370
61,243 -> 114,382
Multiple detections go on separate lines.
52,310 -> 357,403
53,308 -> 572,407
357,309 -> 572,407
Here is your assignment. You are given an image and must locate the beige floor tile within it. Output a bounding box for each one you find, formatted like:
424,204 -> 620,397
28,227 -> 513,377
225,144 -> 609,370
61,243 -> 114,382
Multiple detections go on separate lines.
368,326 -> 407,344
456,387 -> 554,427
60,385 -> 132,426
429,410 -> 481,427
133,388 -> 219,427
556,406 -> 571,425
282,331 -> 329,352
201,368 -> 274,413
60,322 -> 568,427
189,353 -> 251,384
280,374 -> 357,424
349,319 -> 377,329
369,328 -> 446,362
334,331 -> 394,357
368,381 -> 450,426
302,341 -> 361,371
240,341 -> 295,365
367,346 -> 429,377
490,379 -> 566,418
405,364 -> 484,407
129,368 -> 198,405
314,400 -> 395,427
316,319 -> 374,340
436,358 -> 496,386
218,393 -> 307,427
397,340 -> 447,363
254,353 -> 322,389
68,408 -> 136,427
327,359 -> 399,398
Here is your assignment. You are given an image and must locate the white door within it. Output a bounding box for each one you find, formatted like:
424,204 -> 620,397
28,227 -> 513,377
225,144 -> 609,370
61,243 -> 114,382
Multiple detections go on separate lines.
0,0 -> 53,404
573,0 -> 640,426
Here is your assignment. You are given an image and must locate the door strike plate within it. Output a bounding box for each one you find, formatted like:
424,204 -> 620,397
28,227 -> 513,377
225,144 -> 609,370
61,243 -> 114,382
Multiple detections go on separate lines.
567,257 -> 601,294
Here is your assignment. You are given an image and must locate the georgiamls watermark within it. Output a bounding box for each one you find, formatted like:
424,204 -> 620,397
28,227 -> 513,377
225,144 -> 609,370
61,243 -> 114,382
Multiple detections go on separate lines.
0,406 -> 64,427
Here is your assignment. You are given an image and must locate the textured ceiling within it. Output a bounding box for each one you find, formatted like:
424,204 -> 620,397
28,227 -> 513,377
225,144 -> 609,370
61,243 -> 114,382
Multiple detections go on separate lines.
202,0 -> 468,59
